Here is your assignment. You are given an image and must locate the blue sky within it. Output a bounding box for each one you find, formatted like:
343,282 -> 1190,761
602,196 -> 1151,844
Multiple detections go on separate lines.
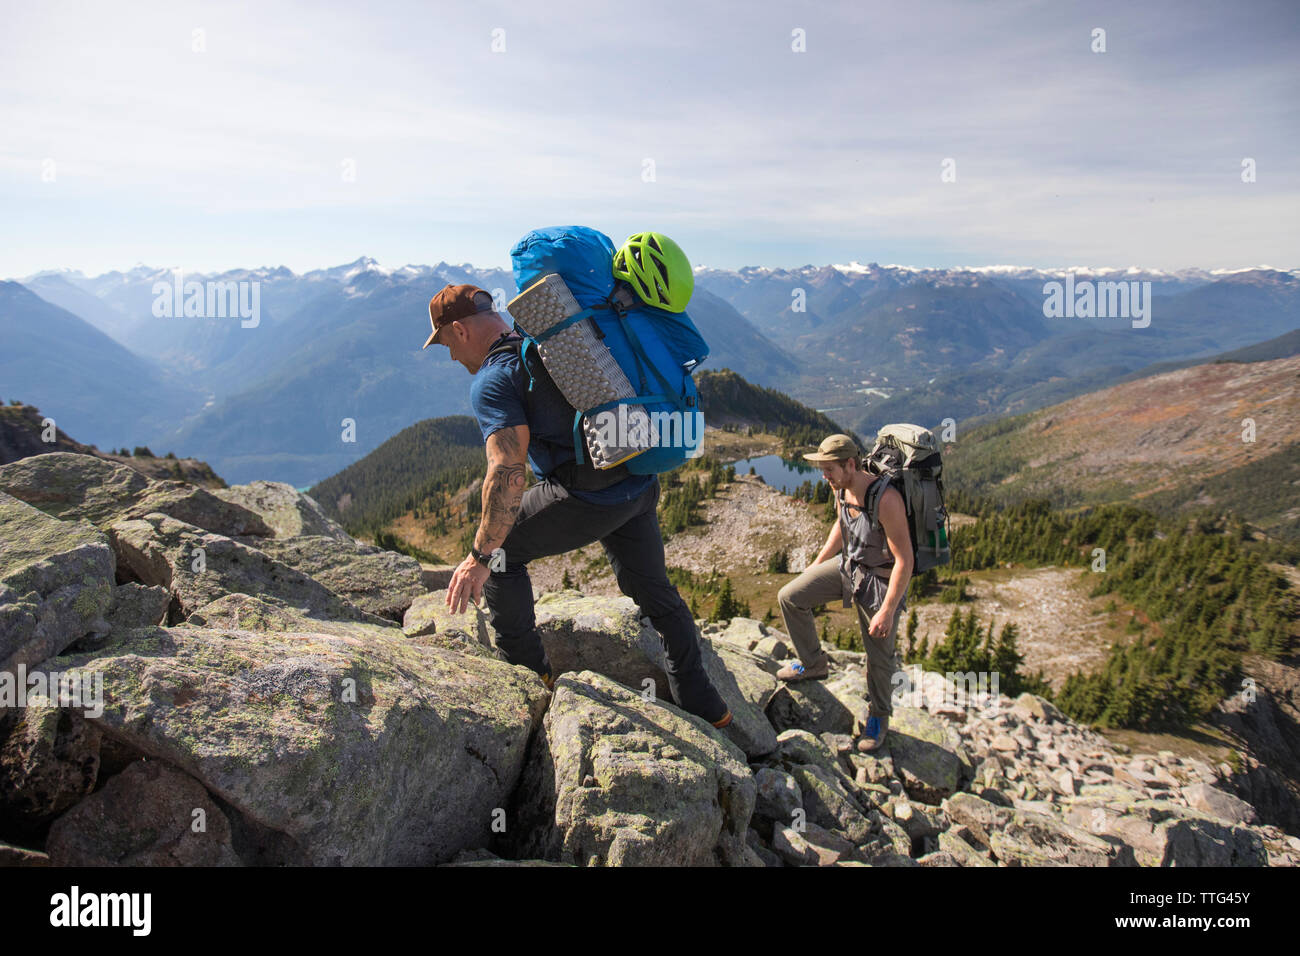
1,0 -> 1296,276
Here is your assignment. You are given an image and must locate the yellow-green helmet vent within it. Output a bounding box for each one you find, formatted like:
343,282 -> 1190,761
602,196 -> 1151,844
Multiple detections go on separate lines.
612,231 -> 694,313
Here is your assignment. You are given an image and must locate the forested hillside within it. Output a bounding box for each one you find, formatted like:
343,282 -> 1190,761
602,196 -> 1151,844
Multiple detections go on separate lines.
309,415 -> 486,536
696,368 -> 859,448
944,498 -> 1296,730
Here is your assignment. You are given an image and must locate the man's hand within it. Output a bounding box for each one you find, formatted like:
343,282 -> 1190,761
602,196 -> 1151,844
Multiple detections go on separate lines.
447,555 -> 491,615
867,604 -> 896,640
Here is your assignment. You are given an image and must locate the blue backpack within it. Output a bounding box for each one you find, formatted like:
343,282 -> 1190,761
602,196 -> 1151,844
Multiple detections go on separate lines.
508,225 -> 710,475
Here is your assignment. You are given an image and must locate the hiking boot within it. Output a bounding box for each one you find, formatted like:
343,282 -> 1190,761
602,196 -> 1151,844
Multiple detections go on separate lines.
776,659 -> 829,682
711,710 -> 734,729
856,715 -> 889,753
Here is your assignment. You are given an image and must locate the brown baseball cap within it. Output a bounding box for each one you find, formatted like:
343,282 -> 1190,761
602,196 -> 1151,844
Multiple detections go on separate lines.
422,284 -> 494,349
803,433 -> 860,462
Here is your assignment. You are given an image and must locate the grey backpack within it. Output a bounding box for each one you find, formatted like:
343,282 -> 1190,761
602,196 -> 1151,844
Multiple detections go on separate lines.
862,424 -> 951,573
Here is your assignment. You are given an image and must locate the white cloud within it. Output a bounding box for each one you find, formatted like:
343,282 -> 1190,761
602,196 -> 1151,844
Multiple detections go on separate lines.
0,0 -> 1295,274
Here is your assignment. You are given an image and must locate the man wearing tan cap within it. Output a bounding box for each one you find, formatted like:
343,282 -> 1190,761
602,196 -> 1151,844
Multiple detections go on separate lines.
775,433 -> 913,753
422,283 -> 733,728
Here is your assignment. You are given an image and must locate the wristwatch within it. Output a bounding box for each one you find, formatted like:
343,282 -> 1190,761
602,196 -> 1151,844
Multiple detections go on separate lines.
471,546 -> 505,570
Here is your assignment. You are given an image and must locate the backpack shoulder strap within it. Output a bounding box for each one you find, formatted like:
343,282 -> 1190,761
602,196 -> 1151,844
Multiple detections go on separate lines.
865,473 -> 892,530
485,332 -> 540,402
484,331 -> 523,360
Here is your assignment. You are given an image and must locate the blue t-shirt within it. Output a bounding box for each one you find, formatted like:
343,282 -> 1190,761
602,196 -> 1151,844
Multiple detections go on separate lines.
469,337 -> 655,505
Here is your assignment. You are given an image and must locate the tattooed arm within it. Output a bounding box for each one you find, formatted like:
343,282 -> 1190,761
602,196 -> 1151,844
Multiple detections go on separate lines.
474,423 -> 530,553
447,423 -> 529,614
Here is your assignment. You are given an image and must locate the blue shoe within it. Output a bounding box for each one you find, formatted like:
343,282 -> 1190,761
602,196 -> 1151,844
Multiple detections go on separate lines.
857,715 -> 889,753
777,659 -> 829,682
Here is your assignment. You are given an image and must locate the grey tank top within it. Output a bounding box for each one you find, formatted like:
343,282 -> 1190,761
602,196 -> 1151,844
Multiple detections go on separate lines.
838,480 -> 895,577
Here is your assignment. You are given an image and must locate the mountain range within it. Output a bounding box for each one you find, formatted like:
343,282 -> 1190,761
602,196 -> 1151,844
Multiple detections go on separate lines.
706,266 -> 1300,435
4,257 -> 1296,486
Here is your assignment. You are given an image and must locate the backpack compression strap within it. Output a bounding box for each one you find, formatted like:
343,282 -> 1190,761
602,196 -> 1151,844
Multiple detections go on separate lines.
502,286 -> 689,467
568,288 -> 684,466
587,286 -> 684,408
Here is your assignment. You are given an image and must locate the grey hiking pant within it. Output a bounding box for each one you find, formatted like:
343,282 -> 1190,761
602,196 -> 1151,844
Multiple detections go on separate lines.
777,557 -> 904,719
481,475 -> 729,723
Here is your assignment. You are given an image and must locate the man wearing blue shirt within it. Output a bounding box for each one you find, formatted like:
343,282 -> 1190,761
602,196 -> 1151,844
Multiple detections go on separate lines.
423,283 -> 733,728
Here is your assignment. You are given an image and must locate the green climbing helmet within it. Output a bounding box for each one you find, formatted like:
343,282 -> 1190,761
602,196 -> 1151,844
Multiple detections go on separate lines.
612,232 -> 694,313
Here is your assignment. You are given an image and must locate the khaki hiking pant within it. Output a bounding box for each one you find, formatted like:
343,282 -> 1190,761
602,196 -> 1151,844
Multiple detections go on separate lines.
777,557 -> 903,719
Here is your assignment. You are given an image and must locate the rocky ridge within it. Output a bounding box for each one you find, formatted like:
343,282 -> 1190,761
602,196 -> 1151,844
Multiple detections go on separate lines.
1,452 -> 1296,867
0,401 -> 225,489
